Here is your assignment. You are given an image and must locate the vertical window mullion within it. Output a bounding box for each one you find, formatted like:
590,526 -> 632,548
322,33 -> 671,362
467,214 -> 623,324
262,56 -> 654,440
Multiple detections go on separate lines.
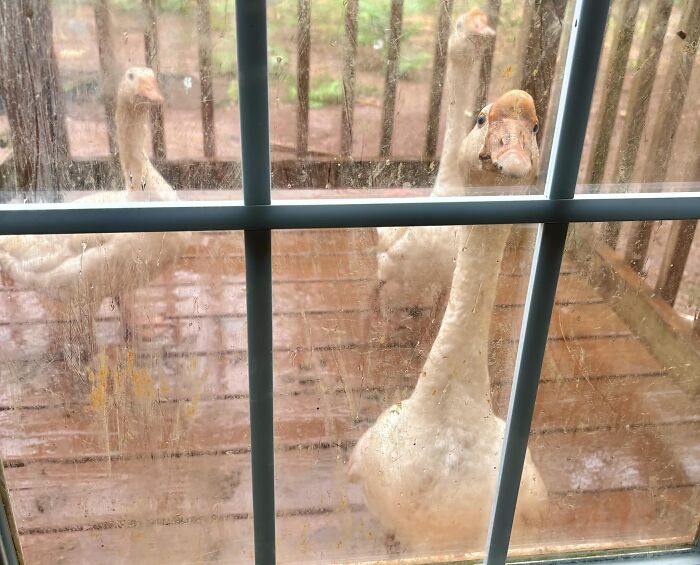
484,2 -> 610,564
0,497 -> 20,565
236,0 -> 275,563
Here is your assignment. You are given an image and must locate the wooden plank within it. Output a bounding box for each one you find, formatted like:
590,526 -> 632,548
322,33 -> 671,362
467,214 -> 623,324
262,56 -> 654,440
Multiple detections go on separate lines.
339,0 -> 359,157
16,484 -> 700,565
142,0 -> 167,161
5,424 -> 699,532
0,330 -> 665,413
378,0 -> 405,158
296,0 -> 311,158
656,220 -> 698,304
584,0 -> 641,188
93,0 -> 119,159
1,340 -> 685,464
196,0 -> 216,159
0,0 -> 70,190
578,240 -> 700,396
0,300 -> 631,366
624,0 -> 700,273
424,0 -> 454,160
60,158 -> 442,190
605,0 -> 674,248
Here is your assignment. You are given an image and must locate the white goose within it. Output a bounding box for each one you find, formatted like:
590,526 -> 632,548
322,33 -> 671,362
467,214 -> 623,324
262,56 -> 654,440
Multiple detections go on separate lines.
376,9 -> 539,316
0,68 -> 186,358
350,93 -> 546,550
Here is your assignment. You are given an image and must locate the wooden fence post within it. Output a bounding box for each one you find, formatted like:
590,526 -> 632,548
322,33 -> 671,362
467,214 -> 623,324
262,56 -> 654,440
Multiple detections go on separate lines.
424,0 -> 454,161
143,0 -> 166,160
584,0 -> 641,189
653,113 -> 700,304
603,0 -> 673,247
624,0 -> 700,274
197,0 -> 216,159
379,0 -> 404,158
94,0 -> 119,160
296,0 -> 311,158
340,0 -> 358,158
520,0 -> 567,143
0,0 -> 70,191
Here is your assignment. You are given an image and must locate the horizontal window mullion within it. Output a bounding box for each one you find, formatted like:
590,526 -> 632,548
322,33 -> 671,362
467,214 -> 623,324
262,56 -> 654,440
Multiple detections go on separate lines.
1,192 -> 700,235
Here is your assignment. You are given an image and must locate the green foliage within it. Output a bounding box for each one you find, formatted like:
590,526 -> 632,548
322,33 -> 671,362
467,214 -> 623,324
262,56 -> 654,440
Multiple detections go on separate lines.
286,76 -> 380,109
287,75 -> 342,109
227,79 -> 239,103
111,0 -> 192,13
213,44 -> 237,77
398,50 -> 431,80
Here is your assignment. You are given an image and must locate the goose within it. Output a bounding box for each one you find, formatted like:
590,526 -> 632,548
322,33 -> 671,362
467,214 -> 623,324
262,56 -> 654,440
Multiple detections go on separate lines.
376,10 -> 539,318
0,67 -> 186,360
349,93 -> 545,551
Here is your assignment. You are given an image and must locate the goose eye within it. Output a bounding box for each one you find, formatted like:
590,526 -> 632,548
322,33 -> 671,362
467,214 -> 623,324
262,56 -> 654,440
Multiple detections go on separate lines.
533,122 -> 539,134
477,114 -> 486,127
127,72 -> 134,80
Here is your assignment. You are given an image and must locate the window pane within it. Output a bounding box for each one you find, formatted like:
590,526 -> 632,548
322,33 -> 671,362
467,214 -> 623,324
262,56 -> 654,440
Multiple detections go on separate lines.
578,0 -> 700,194
267,1 -> 571,197
0,230 -> 252,563
272,225 -> 534,562
0,0 -> 241,198
508,221 -> 700,559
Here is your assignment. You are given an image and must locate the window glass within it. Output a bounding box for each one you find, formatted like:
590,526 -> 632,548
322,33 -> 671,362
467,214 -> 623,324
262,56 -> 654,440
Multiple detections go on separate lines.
267,0 -> 572,197
508,221 -> 700,558
272,225 -> 534,562
0,0 -> 240,197
578,0 -> 700,194
0,230 -> 252,563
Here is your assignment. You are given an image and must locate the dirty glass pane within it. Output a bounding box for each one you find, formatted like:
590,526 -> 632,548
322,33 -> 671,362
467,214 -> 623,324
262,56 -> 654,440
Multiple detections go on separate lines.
0,230 -> 252,564
0,0 -> 240,198
272,225 -> 534,562
507,221 -> 700,559
266,0 -> 572,197
578,0 -> 700,194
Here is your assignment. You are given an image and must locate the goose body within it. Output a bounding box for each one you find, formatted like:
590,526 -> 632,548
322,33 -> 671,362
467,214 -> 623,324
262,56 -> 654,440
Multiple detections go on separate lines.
0,68 -> 186,353
376,10 -> 538,315
351,92 -> 545,550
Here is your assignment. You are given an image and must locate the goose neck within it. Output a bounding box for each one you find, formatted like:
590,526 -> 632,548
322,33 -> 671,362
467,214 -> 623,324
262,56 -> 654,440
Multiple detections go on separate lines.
412,224 -> 511,406
116,101 -> 152,189
433,55 -> 477,195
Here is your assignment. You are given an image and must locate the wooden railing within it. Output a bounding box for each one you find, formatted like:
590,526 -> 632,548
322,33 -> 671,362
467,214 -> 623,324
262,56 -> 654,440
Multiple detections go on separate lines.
0,0 -> 699,325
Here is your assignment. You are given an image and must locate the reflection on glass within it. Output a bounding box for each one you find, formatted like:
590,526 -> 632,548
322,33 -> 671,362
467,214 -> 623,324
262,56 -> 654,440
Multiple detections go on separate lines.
580,0 -> 700,193
267,2 -> 565,195
1,0 -> 239,196
0,231 -> 252,564
508,222 -> 700,558
273,226 -> 533,562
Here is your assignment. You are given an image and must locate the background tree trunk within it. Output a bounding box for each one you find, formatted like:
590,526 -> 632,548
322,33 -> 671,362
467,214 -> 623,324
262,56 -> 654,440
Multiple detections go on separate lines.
0,0 -> 69,191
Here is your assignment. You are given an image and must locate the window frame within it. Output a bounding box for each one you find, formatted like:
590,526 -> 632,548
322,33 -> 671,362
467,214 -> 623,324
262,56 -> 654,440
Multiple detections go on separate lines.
1,1 -> 700,564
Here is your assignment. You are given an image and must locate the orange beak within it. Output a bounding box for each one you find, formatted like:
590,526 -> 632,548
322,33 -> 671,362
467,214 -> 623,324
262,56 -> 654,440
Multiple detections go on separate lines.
137,75 -> 164,103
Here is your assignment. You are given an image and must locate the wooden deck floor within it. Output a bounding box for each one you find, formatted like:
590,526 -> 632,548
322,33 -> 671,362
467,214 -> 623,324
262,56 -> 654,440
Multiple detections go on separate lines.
0,228 -> 699,564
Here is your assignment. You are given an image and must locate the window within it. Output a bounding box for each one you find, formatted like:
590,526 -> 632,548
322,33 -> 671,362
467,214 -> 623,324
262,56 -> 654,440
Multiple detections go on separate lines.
1,0 -> 699,564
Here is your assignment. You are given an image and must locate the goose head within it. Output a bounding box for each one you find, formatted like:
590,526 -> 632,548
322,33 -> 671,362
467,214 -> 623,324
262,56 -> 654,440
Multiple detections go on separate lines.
117,67 -> 164,111
459,90 -> 540,182
448,7 -> 496,63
